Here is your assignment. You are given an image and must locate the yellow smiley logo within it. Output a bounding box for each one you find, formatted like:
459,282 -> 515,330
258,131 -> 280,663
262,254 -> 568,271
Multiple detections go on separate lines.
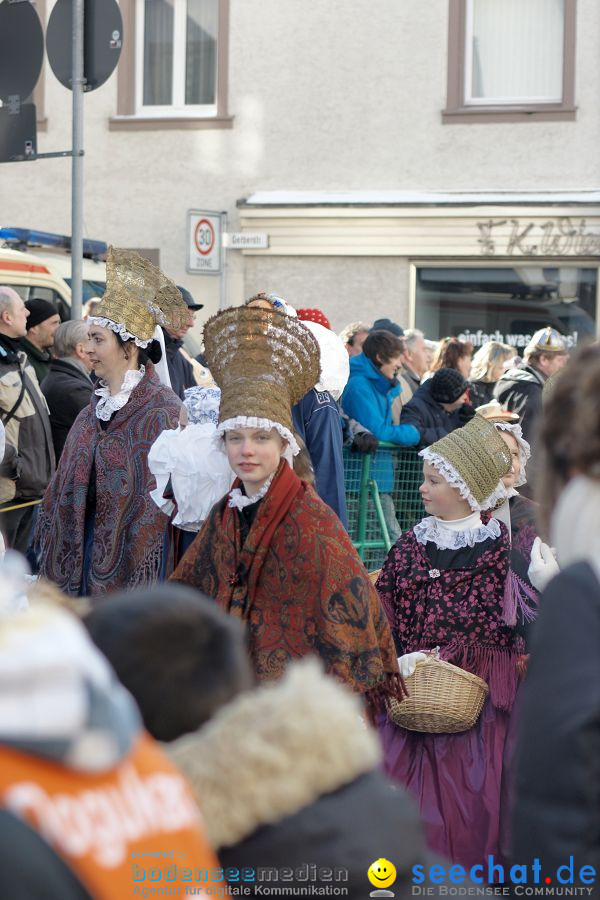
368,858 -> 397,889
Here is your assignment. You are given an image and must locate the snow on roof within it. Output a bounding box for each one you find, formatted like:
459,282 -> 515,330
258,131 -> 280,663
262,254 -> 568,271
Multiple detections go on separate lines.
239,190 -> 600,207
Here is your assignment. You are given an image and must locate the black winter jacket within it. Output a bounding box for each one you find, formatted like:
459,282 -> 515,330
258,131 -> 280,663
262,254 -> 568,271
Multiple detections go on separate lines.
164,331 -> 196,400
400,378 -> 462,446
469,379 -> 496,408
511,561 -> 600,887
41,359 -> 93,461
493,365 -> 545,444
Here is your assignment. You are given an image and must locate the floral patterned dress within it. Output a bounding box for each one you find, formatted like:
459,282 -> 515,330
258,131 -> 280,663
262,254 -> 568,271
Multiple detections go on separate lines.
376,517 -> 525,869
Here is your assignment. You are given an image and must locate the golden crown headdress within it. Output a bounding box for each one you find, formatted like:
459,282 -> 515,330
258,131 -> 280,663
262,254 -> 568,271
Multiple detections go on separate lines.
91,247 -> 188,346
202,306 -> 321,454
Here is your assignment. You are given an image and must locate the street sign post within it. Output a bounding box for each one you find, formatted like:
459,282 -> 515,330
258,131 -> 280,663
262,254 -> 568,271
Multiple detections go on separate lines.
187,210 -> 223,274
223,232 -> 269,250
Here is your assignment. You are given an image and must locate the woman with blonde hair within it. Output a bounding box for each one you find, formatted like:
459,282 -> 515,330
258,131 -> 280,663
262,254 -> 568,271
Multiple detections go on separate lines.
470,341 -> 514,407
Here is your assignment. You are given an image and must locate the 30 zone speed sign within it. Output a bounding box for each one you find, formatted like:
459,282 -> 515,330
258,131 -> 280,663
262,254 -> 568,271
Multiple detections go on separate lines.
187,210 -> 222,273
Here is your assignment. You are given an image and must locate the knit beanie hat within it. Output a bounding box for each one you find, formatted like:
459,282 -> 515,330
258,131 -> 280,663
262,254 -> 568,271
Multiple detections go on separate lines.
296,308 -> 332,330
25,298 -> 58,330
420,414 -> 512,511
371,318 -> 404,337
430,367 -> 468,404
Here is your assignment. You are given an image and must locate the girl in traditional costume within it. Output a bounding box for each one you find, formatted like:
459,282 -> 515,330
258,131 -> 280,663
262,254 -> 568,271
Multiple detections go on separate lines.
376,415 -> 525,869
36,248 -> 185,596
170,305 -> 403,717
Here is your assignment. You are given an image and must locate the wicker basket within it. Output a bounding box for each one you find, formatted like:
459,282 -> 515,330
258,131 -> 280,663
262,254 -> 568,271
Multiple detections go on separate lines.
368,569 -> 381,585
388,656 -> 489,733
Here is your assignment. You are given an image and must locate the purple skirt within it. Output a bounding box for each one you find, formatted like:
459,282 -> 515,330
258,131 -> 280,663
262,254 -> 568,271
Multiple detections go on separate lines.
379,697 -> 516,869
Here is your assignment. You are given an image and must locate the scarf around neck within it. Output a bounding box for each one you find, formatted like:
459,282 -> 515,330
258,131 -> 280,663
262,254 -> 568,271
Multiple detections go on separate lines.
171,459 -> 404,714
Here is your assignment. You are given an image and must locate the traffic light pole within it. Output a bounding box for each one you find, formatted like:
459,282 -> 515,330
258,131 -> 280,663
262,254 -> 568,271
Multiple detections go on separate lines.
70,0 -> 85,320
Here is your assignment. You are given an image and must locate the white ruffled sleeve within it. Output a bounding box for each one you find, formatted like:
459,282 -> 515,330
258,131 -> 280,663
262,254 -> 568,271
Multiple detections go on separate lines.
148,423 -> 235,530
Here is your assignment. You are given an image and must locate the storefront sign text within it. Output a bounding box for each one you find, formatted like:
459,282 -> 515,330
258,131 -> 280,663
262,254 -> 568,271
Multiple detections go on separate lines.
477,218 -> 600,256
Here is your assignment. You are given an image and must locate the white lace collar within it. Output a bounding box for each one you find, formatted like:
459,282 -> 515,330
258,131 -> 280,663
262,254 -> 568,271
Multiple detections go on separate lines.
227,471 -> 275,510
95,366 -> 145,422
413,512 -> 501,549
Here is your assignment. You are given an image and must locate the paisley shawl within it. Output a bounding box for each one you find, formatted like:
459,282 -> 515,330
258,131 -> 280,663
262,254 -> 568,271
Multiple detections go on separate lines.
36,364 -> 181,596
376,521 -> 525,711
171,459 -> 404,714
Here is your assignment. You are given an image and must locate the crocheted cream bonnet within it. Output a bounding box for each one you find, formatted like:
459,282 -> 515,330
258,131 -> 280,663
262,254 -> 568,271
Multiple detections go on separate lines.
420,414 -> 512,511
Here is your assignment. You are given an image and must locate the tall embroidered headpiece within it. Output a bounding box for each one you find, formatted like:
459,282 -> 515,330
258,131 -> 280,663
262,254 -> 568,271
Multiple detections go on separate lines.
420,414 -> 512,511
90,247 -> 188,347
203,306 -> 321,455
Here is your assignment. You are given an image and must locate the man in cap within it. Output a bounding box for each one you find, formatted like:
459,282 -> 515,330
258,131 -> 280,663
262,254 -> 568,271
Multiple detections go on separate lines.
494,327 -> 568,444
372,317 -> 404,337
163,285 -> 204,399
19,298 -> 61,385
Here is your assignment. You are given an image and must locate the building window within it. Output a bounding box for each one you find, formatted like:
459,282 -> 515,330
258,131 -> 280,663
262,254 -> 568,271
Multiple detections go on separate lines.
413,265 -> 597,348
444,0 -> 577,123
111,0 -> 231,130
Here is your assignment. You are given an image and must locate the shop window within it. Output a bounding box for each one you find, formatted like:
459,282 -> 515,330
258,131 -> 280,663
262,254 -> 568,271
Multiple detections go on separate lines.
110,0 -> 232,130
414,265 -> 597,350
444,0 -> 577,123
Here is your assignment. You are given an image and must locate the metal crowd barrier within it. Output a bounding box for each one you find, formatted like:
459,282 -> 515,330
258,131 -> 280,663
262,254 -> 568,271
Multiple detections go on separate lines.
343,442 -> 425,570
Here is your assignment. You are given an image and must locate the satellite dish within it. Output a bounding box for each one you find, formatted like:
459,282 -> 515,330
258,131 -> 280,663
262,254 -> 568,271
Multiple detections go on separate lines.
46,0 -> 123,92
0,1 -> 44,100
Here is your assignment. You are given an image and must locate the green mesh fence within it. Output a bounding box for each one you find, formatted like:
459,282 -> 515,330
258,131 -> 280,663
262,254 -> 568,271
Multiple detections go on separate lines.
344,442 -> 425,571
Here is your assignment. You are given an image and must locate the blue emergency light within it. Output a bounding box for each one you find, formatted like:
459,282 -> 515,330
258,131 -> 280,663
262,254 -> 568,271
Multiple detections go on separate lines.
0,227 -> 107,259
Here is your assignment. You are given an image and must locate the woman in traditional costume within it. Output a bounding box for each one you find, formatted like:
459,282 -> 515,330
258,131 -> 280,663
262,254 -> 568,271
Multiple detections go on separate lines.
376,415 -> 525,869
170,305 -> 403,717
36,248 -> 185,596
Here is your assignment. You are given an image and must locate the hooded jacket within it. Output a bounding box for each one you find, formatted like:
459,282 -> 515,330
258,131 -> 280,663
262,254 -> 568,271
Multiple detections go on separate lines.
170,660 -> 429,899
341,354 -> 419,492
493,364 -> 545,444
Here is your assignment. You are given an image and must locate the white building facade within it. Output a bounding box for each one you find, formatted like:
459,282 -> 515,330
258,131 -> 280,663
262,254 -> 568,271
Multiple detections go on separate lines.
2,0 -> 599,344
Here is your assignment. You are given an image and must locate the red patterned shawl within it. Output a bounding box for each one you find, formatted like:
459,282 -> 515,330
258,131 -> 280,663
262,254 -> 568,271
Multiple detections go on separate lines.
170,459 -> 404,714
36,364 -> 181,596
376,523 -> 525,711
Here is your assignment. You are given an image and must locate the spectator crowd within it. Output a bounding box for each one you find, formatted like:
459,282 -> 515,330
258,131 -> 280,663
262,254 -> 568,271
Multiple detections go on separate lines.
0,255 -> 595,899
